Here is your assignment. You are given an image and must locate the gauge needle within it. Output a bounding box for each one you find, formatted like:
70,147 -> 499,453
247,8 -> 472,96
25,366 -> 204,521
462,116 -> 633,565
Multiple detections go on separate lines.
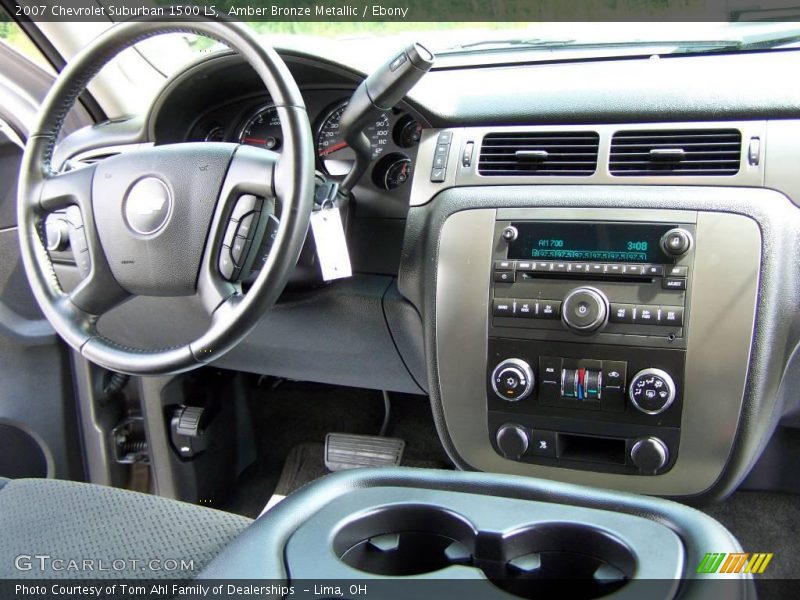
319,141 -> 349,156
242,137 -> 266,145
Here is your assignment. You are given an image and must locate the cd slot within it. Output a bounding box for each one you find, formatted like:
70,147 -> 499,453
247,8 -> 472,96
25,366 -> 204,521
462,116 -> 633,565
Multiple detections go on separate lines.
520,272 -> 652,284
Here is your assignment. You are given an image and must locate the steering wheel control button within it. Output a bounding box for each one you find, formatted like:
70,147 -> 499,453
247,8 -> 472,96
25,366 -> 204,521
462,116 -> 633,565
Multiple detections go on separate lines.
219,250 -> 236,281
45,218 -> 70,252
123,177 -> 173,236
496,424 -> 529,460
628,368 -> 676,415
562,287 -> 609,333
491,359 -> 535,402
661,228 -> 693,256
630,437 -> 669,474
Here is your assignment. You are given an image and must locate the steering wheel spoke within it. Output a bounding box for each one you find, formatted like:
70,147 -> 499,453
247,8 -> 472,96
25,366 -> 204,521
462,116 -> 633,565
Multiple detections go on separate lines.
38,163 -> 95,212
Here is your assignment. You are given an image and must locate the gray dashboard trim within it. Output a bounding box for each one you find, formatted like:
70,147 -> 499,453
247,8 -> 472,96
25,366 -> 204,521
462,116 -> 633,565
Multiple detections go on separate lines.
400,185 -> 800,500
436,208 -> 758,496
411,121 -> 771,207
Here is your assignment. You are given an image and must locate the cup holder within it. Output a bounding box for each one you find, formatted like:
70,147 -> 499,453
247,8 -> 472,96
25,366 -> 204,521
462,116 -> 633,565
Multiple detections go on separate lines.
484,523 -> 636,599
334,506 -> 635,599
333,504 -> 475,576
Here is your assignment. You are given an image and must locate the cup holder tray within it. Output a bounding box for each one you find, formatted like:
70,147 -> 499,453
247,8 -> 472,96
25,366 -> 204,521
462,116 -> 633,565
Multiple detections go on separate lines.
285,486 -> 684,599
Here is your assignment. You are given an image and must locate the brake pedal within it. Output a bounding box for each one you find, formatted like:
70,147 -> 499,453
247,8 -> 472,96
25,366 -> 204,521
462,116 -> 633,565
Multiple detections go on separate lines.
324,433 -> 405,471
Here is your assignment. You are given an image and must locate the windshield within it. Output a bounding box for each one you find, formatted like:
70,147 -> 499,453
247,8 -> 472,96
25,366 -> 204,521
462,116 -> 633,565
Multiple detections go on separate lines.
131,21 -> 800,78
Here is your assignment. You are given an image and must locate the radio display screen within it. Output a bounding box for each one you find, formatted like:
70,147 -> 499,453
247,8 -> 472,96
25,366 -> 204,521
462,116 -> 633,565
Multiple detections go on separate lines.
507,222 -> 676,263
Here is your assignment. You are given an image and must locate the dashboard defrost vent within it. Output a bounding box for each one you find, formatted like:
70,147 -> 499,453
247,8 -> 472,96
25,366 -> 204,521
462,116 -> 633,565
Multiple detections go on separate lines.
609,129 -> 742,176
478,131 -> 600,176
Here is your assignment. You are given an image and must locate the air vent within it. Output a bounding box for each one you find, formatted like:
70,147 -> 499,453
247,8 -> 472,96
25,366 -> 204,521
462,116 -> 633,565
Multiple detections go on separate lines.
478,131 -> 600,176
609,129 -> 742,176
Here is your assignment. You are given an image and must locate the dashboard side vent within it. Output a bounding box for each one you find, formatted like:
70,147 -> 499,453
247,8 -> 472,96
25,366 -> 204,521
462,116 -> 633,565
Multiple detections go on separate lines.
478,131 -> 600,176
609,129 -> 742,176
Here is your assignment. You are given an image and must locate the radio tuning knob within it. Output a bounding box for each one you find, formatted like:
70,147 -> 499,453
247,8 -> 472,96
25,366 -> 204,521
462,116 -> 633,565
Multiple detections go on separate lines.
491,358 -> 534,401
630,437 -> 669,474
660,228 -> 693,256
496,424 -> 529,460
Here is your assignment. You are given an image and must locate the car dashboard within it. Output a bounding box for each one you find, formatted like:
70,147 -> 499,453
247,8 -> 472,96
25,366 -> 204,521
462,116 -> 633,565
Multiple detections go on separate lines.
46,43 -> 800,501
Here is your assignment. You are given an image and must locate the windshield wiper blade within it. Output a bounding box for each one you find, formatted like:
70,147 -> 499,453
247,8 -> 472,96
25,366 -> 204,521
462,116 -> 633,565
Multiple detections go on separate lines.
447,38 -> 576,52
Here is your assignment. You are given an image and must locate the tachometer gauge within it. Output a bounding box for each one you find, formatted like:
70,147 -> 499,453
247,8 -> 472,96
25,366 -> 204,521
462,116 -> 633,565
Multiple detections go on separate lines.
316,100 -> 390,176
238,105 -> 282,150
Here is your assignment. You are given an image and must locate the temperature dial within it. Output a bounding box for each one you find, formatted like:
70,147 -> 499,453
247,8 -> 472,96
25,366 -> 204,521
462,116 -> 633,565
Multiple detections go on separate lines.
628,368 -> 676,415
491,358 -> 534,401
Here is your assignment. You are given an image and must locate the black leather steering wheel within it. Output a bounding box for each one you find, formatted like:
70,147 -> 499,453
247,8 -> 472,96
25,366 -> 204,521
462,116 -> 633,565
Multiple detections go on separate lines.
17,19 -> 315,375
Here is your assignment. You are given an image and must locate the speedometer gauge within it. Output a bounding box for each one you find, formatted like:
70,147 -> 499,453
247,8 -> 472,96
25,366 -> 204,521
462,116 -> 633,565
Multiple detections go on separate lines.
316,100 -> 390,176
238,105 -> 282,151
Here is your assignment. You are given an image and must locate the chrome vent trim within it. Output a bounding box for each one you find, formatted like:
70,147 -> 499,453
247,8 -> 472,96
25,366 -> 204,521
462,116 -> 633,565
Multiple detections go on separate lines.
478,131 -> 600,176
609,129 -> 742,176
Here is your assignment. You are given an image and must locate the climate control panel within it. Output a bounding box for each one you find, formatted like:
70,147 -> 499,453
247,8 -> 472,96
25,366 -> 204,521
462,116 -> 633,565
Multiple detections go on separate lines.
487,338 -> 684,475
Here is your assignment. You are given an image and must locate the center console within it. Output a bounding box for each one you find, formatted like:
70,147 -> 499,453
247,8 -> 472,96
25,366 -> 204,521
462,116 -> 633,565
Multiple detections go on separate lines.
428,190 -> 765,497
488,219 -> 693,476
199,467 -> 752,599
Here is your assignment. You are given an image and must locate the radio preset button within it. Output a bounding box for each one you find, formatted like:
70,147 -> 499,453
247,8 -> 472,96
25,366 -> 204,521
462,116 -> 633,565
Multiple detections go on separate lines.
553,262 -> 569,272
570,263 -> 588,273
605,263 -> 623,275
588,263 -> 605,275
623,264 -> 645,275
495,260 -> 514,270
609,303 -> 635,324
516,261 -> 534,271
536,261 -> 552,271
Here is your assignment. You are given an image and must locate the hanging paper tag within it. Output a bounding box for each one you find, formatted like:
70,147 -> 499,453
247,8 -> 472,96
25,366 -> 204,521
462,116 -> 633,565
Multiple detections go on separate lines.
310,206 -> 352,281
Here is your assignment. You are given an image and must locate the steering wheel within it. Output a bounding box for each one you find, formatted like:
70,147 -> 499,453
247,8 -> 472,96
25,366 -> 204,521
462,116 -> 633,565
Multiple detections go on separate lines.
17,19 -> 315,375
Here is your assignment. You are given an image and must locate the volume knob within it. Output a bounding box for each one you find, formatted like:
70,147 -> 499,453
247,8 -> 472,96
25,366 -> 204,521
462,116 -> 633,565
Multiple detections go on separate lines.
562,287 -> 609,333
